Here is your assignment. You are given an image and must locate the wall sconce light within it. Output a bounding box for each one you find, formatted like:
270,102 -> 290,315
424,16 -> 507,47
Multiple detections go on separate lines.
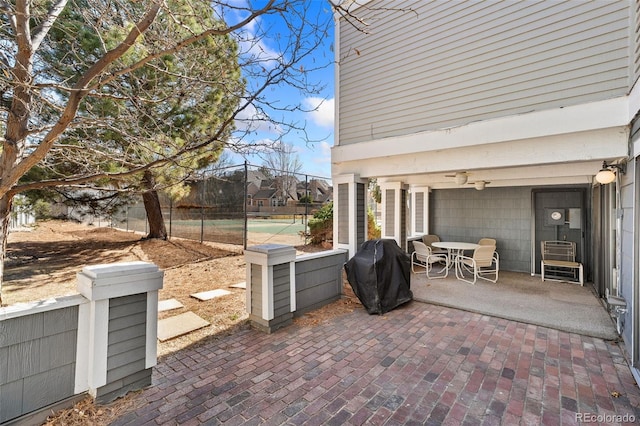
595,161 -> 626,184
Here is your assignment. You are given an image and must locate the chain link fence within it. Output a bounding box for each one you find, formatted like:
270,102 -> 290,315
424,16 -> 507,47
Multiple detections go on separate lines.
112,163 -> 332,248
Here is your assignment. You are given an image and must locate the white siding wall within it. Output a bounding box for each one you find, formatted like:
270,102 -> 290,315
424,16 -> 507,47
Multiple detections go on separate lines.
339,0 -> 631,145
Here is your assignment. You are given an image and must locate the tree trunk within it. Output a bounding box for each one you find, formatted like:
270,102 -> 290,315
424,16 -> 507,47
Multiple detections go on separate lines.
0,195 -> 13,305
142,171 -> 167,240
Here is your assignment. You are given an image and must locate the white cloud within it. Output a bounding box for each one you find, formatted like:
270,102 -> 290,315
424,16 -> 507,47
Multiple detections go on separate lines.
304,97 -> 335,129
237,34 -> 281,69
235,102 -> 283,134
314,141 -> 332,161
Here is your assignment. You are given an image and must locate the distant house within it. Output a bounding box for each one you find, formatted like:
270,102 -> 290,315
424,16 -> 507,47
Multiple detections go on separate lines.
297,179 -> 333,204
166,167 -> 332,212
251,188 -> 278,207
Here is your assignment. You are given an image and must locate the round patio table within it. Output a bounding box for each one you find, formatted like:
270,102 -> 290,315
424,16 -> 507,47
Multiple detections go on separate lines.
432,241 -> 480,272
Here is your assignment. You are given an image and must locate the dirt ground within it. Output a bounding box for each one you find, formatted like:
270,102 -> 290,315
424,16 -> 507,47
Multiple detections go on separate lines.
2,220 -> 357,425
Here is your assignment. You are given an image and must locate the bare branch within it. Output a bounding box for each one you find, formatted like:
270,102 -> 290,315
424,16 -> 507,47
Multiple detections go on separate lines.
4,3 -> 163,192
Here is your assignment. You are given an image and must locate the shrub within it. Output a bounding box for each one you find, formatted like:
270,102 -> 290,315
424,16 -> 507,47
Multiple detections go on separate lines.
31,199 -> 51,219
308,202 -> 332,244
367,207 -> 381,240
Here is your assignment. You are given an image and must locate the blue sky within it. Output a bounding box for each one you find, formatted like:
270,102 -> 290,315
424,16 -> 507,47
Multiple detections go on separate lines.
223,1 -> 335,180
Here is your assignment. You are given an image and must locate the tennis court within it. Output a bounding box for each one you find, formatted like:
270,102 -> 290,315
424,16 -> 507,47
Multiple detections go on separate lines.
121,215 -> 310,246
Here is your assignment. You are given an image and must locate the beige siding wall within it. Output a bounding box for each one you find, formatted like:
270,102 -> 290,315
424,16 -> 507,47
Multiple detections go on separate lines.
339,0 -> 631,145
634,0 -> 640,82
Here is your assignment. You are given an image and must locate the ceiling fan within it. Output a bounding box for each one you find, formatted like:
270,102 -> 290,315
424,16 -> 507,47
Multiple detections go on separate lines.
444,171 -> 469,185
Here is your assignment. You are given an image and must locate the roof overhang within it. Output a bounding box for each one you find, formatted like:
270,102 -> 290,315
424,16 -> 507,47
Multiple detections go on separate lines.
332,97 -> 630,188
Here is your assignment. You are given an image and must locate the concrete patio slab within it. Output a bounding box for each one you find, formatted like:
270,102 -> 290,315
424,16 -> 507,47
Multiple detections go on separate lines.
229,281 -> 246,289
190,289 -> 232,301
157,312 -> 209,342
411,269 -> 618,339
157,298 -> 183,312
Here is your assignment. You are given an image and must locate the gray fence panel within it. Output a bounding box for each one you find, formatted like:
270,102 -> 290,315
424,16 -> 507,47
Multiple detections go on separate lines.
0,305 -> 79,424
294,250 -> 348,316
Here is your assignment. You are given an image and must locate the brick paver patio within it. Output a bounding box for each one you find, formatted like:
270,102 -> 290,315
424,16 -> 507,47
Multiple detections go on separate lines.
111,301 -> 640,425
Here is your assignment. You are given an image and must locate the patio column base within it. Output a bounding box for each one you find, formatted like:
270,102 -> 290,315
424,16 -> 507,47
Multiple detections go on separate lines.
249,312 -> 293,334
245,244 -> 296,333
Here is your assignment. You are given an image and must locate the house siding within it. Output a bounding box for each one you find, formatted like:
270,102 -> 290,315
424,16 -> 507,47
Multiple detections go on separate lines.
430,187 -> 534,272
357,182 -> 366,245
273,263 -> 291,317
338,183 -> 349,244
97,293 -> 151,403
384,189 -> 395,237
634,0 -> 640,81
0,305 -> 78,423
415,192 -> 425,234
400,189 -> 407,249
294,251 -> 348,316
339,0 -> 631,145
251,263 -> 263,318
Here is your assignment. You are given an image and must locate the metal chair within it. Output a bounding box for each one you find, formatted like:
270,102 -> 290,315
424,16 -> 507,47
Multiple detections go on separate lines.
455,245 -> 499,284
422,234 -> 448,254
478,238 -> 498,261
412,241 -> 449,278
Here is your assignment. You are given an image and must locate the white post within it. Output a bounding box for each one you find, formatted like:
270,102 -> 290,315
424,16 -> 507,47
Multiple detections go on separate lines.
333,174 -> 368,258
410,185 -> 430,237
380,182 -> 408,250
244,244 -> 297,333
76,261 -> 163,399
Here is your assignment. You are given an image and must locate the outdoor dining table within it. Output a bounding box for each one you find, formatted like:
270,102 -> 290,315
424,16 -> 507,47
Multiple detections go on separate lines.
431,241 -> 480,273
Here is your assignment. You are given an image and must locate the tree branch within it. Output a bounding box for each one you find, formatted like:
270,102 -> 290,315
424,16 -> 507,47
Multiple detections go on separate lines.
31,0 -> 69,52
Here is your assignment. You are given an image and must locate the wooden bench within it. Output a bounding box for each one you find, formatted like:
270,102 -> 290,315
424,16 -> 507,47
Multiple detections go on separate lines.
541,241 -> 583,286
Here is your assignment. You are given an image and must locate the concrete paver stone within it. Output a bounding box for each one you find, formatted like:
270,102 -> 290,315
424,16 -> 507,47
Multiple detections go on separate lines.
229,282 -> 246,289
158,298 -> 184,312
157,311 -> 210,342
190,289 -> 232,301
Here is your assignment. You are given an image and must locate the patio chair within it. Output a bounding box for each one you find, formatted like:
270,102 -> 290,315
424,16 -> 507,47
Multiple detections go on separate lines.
455,245 -> 499,285
422,234 -> 448,254
478,238 -> 499,261
412,241 -> 449,278
478,238 -> 496,247
541,240 -> 583,285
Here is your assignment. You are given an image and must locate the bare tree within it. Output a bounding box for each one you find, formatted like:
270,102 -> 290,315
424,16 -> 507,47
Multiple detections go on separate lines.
0,0 -> 333,302
261,141 -> 303,206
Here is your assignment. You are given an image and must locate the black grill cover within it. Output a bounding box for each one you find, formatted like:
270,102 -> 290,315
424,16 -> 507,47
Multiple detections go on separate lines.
344,239 -> 412,315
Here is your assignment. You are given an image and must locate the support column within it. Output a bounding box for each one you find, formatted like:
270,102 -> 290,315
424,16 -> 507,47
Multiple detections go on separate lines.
380,182 -> 408,251
245,244 -> 297,333
333,174 -> 368,258
410,185 -> 430,237
76,261 -> 163,403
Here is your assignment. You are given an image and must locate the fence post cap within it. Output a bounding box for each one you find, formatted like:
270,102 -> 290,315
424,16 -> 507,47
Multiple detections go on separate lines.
79,261 -> 160,280
244,244 -> 296,266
